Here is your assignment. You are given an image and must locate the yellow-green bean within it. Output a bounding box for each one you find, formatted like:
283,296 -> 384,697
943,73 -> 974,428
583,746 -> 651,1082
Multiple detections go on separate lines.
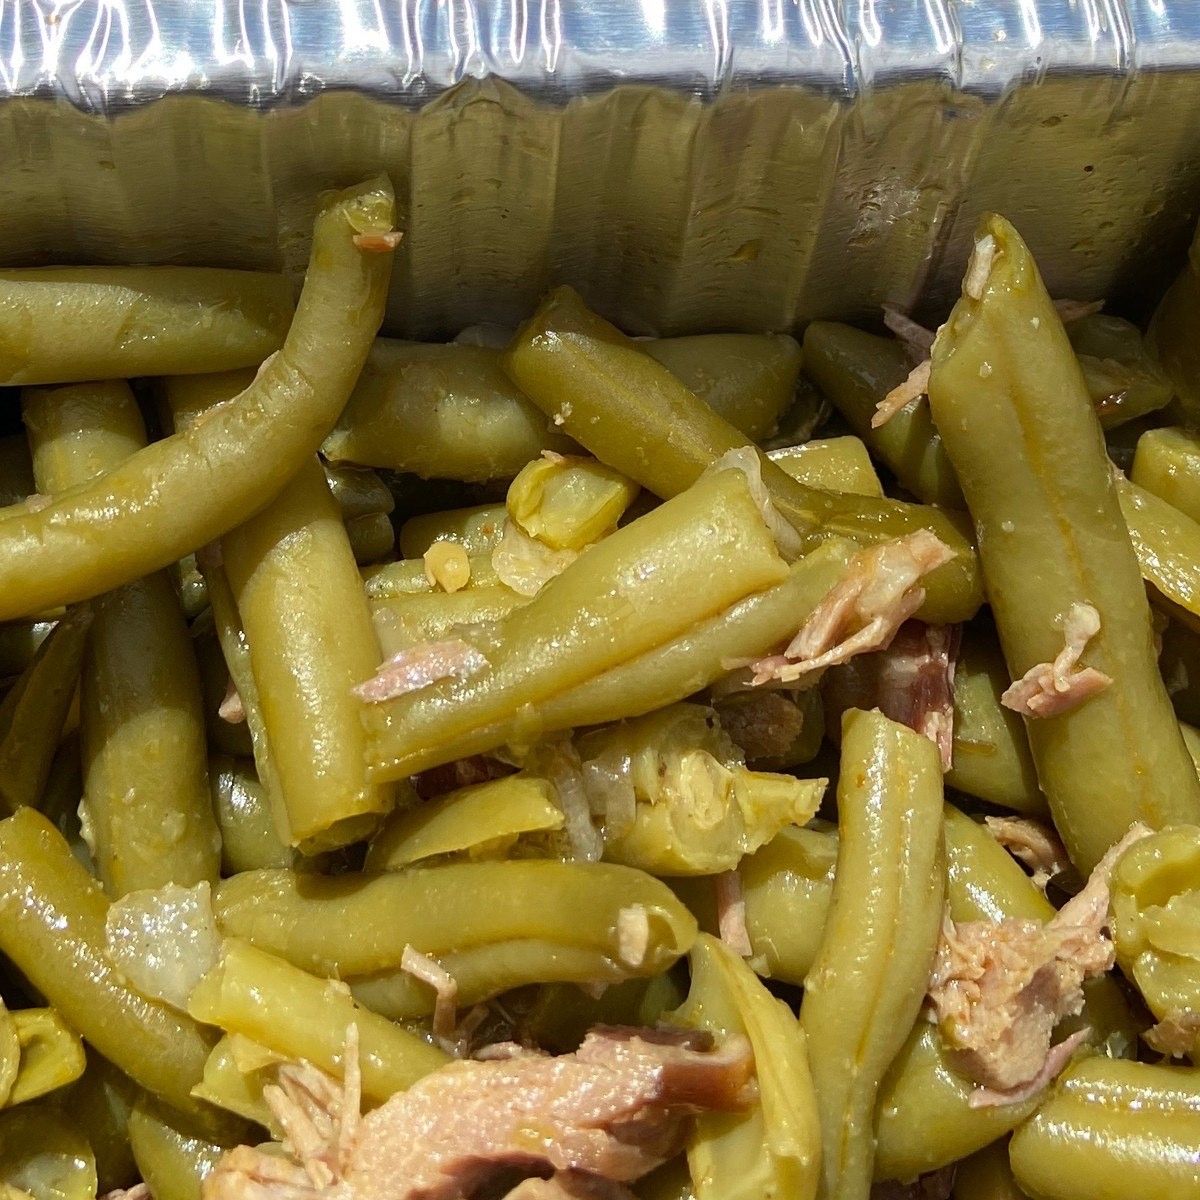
714,687 -> 825,770
767,437 -> 884,498
0,267 -> 293,386
209,756 -> 295,874
952,1140 -> 1029,1200
0,1007 -> 15,1110
506,286 -> 981,625
363,555 -> 502,597
0,1105 -> 96,1200
0,809 -> 214,1110
507,454 -> 640,550
214,860 -> 696,979
399,504 -> 508,559
1067,314 -> 1174,430
0,178 -> 394,620
673,934 -> 820,1200
801,709 -> 945,1200
1132,427 -> 1200,523
1009,1057 -> 1200,1200
8,1010 -> 86,1107
223,455 -> 394,851
191,1035 -> 276,1130
67,1057 -> 139,1194
928,214 -> 1200,873
346,511 -> 396,565
370,587 -> 525,658
24,380 -> 219,894
128,1098 -> 243,1200
1149,226 -> 1200,426
188,938 -> 448,1101
362,469 -> 789,779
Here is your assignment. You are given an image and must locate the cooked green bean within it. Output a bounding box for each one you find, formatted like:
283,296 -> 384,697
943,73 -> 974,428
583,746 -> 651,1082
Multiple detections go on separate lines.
191,1035 -> 276,1130
506,286 -> 981,624
67,1057 -> 139,1194
927,214 -> 1200,872
223,454 -> 394,851
209,756 -> 295,874
363,555 -> 502,597
0,1006 -> 16,1110
800,709 -> 945,1200
399,503 -> 508,558
188,938 -> 448,1100
1009,1057 -> 1200,1200
801,322 -> 962,508
0,607 -> 90,815
952,1140 -> 1029,1200
191,613 -> 250,758
214,860 -> 696,979
0,267 -> 293,386
1132,427 -> 1200,523
364,774 -> 561,869
1149,228 -> 1200,426
1067,314 -> 1174,429
8,1009 -> 86,1106
0,435 -> 34,507
362,469 -> 790,779
346,510 -> 396,565
0,177 -> 395,620
0,809 -> 213,1110
323,461 -> 396,522
36,731 -> 85,860
507,454 -> 639,550
767,436 -> 884,498
0,619 -> 54,682
370,587 -> 525,658
172,554 -> 209,620
0,1104 -> 96,1200
673,934 -> 820,1200
128,1099 -> 230,1200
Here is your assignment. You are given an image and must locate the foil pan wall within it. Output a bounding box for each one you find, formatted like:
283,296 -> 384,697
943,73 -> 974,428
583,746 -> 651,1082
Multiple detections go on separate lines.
1,2 -> 1199,337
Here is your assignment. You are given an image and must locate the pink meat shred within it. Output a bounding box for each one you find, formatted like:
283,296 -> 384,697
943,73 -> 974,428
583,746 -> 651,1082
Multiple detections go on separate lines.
219,676 -> 247,725
1001,603 -> 1112,718
401,946 -> 459,1043
881,307 -> 936,362
984,816 -> 1070,890
714,870 -> 752,958
354,640 -> 487,703
353,231 -> 404,253
872,359 -> 931,429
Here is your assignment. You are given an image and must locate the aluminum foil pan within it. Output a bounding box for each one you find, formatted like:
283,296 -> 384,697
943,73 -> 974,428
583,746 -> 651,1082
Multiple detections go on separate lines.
2,1 -> 1199,337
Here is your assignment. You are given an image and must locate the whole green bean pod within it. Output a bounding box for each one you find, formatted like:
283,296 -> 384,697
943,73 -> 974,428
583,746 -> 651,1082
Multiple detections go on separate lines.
362,469 -> 790,779
952,1139 -> 1029,1200
0,434 -> 34,507
23,381 -> 219,894
128,1098 -> 232,1200
673,934 -> 820,1200
223,454 -> 394,851
927,213 -> 1200,873
214,860 -> 696,980
0,607 -> 91,815
767,437 -> 884,498
0,266 -> 293,386
1132,427 -> 1200,522
8,1009 -> 86,1106
801,322 -> 962,508
0,1104 -> 96,1200
800,709 -> 945,1200
209,756 -> 295,874
188,938 -> 448,1100
399,504 -> 508,559
1009,1057 -> 1200,1200
67,1056 -> 140,1193
505,286 -> 981,625
0,809 -> 214,1110
0,177 -> 395,620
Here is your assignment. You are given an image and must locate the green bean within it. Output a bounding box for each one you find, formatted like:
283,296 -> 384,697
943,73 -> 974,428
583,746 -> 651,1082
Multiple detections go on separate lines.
1149,230 -> 1200,426
363,555 -> 502,597
671,934 -> 819,1200
1009,1057 -> 1200,1200
801,322 -> 962,508
223,455 -> 394,851
0,435 -> 34,507
190,611 -> 253,759
191,1035 -> 276,1130
0,178 -> 395,620
506,286 -> 981,624
1132,427 -> 1200,522
952,1140 -> 1029,1200
209,756 -> 295,874
1067,314 -> 1174,430
0,620 -> 54,682
767,436 -> 884,498
362,469 -> 790,779
8,1010 -> 86,1106
0,1104 -> 96,1200
399,504 -> 508,558
67,1057 -> 139,1193
128,1097 -> 246,1200
947,626 -> 1046,816
188,938 -> 448,1100
24,381 -> 219,894
0,608 -> 90,815
507,454 -> 639,550
322,461 -> 395,522
0,267 -> 293,386
364,774 -> 561,869
370,588 -> 525,658
927,214 -> 1200,873
800,709 -> 945,1200
346,511 -> 396,565
36,732 -> 85,859
1110,825 -> 1200,1058
0,1006 -> 15,1110
0,809 -> 214,1110
172,554 -> 209,621
214,860 -> 696,979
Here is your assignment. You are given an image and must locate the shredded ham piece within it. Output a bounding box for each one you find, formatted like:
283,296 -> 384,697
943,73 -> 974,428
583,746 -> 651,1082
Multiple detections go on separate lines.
102,1186 -> 153,1200
882,306 -> 936,360
964,233 -> 996,301
966,1029 -> 1090,1109
401,946 -> 459,1042
353,231 -> 403,252
1001,603 -> 1112,717
354,639 -> 487,702
218,677 -> 246,724
748,531 -> 954,686
714,871 -> 752,957
984,816 -> 1070,890
928,824 -> 1151,1096
1144,1009 -> 1200,1057
1053,297 -> 1105,323
871,358 -> 930,429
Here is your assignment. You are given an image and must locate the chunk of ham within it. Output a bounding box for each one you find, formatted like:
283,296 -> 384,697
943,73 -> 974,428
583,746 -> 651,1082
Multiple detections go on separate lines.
872,359 -> 930,429
1000,603 -> 1112,718
984,816 -> 1070,890
354,640 -> 487,703
1144,1009 -> 1200,1058
205,1027 -> 753,1200
748,531 -> 955,687
927,824 -> 1151,1100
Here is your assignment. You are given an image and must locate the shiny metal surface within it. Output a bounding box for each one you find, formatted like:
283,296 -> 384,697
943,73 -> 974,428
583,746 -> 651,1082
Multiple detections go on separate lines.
0,2 -> 1198,335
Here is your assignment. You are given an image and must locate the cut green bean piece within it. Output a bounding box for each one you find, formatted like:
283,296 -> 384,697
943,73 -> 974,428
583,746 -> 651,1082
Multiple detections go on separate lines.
129,1098 -> 230,1200
506,286 -> 981,624
214,860 -> 696,980
191,1035 -> 276,1130
0,809 -> 214,1110
672,934 -> 819,1200
8,1010 -> 86,1106
363,470 -> 789,779
507,454 -> 639,550
801,709 -> 945,1200
952,1139 -> 1029,1200
191,613 -> 252,760
768,437 -> 883,498
346,511 -> 396,565
188,939 -> 448,1101
0,177 -> 395,620
0,1105 -> 96,1200
1132,426 -> 1200,523
399,504 -> 508,559
363,555 -> 501,597
323,461 -> 396,521
67,1057 -> 139,1194
370,588 -> 526,658
928,214 -> 1200,873
1009,1057 -> 1200,1200
0,1007 -> 15,1111
0,607 -> 91,816
1066,313 -> 1174,430
209,756 -> 295,874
